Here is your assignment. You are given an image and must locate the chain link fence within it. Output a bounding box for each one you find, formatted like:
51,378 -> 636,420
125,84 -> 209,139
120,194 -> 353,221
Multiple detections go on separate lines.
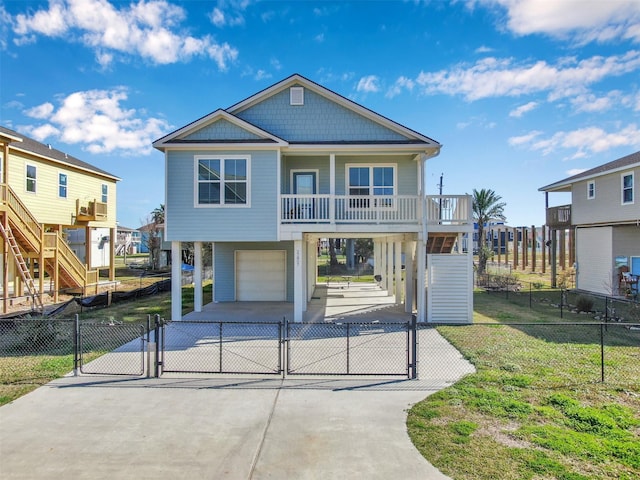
422,322 -> 639,389
476,273 -> 640,323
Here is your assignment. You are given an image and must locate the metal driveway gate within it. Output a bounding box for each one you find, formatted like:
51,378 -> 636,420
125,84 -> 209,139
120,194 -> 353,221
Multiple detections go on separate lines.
286,320 -> 414,377
158,318 -> 416,378
78,321 -> 147,376
159,321 -> 283,375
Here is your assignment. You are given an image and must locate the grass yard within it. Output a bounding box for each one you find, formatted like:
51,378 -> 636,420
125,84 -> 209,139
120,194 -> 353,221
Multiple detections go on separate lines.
408,291 -> 640,480
0,283 -> 210,406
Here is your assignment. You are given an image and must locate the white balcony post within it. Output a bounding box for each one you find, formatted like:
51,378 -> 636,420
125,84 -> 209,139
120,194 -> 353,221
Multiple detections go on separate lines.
386,241 -> 394,297
329,154 -> 335,223
395,240 -> 402,302
416,239 -> 426,323
171,241 -> 182,321
294,239 -> 304,322
194,241 -> 202,312
404,241 -> 415,313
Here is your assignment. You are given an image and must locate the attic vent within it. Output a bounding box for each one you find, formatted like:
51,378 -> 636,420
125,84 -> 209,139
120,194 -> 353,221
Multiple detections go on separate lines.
290,87 -> 304,106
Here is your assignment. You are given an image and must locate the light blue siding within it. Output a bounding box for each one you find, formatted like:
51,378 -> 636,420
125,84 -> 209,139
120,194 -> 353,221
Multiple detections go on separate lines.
236,85 -> 409,142
165,150 -> 278,241
214,241 -> 294,302
183,119 -> 262,141
282,154 -> 417,195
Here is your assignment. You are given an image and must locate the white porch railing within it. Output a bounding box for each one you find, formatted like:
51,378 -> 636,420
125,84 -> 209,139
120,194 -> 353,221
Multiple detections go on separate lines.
280,194 -> 471,225
425,195 -> 472,225
281,195 -> 423,224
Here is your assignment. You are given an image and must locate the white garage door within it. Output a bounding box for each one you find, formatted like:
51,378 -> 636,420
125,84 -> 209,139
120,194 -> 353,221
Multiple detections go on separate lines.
236,250 -> 286,301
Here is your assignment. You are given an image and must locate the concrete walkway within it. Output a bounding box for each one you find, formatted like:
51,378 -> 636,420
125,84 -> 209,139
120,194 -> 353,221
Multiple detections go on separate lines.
0,284 -> 475,479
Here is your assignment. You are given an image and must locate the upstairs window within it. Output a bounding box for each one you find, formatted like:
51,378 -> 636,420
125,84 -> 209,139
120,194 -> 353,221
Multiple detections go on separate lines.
59,173 -> 67,198
26,164 -> 37,193
622,172 -> 634,204
196,156 -> 249,206
587,180 -> 595,199
347,165 -> 395,208
101,184 -> 108,203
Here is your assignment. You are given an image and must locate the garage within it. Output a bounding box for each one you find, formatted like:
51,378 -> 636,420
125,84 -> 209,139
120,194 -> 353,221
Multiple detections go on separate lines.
235,250 -> 286,301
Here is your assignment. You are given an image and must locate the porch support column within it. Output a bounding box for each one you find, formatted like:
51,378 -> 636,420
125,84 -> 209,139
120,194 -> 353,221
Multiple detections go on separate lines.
294,239 -> 304,322
171,241 -> 182,321
386,241 -> 394,297
109,227 -> 116,281
194,241 -> 202,312
307,238 -> 316,303
329,154 -> 336,223
373,240 -> 381,279
416,239 -> 426,323
211,242 -> 216,303
405,241 -> 415,313
394,240 -> 402,302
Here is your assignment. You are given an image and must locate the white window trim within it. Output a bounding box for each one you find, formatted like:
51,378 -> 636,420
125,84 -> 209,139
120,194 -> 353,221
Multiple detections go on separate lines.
194,155 -> 251,208
345,163 -> 397,210
101,184 -> 108,203
621,171 -> 634,205
25,164 -> 37,193
290,87 -> 304,106
290,169 -> 319,194
58,172 -> 68,199
586,180 -> 595,200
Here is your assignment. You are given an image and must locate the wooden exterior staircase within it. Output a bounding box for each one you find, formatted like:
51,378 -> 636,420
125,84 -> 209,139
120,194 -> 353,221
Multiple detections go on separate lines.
0,222 -> 43,311
427,234 -> 458,254
1,184 -> 99,299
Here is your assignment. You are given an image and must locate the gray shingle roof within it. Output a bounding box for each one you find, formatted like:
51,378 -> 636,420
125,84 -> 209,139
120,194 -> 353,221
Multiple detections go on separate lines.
539,150 -> 640,192
0,125 -> 120,181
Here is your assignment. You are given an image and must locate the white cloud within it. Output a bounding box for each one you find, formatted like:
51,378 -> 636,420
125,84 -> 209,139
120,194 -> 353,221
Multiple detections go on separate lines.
22,87 -> 171,155
508,130 -> 542,146
11,0 -> 238,68
315,33 -> 325,43
481,0 -> 640,44
357,75 -> 380,93
509,101 -> 538,118
208,0 -> 249,28
386,76 -> 415,98
566,168 -> 588,176
24,102 -> 54,119
511,124 -> 640,157
415,51 -> 640,101
475,45 -> 493,53
570,91 -> 623,113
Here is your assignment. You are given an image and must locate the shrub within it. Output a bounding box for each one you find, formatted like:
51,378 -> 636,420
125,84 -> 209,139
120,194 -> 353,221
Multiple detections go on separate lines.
575,295 -> 594,313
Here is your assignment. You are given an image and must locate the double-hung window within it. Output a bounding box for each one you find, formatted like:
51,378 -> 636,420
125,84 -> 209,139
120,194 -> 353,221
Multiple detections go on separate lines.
101,184 -> 108,203
196,156 -> 249,206
347,165 -> 395,208
26,165 -> 37,193
587,181 -> 595,200
59,173 -> 68,198
622,172 -> 634,204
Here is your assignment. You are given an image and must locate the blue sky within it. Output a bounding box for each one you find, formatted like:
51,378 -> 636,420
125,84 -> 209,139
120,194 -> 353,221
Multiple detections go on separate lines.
1,0 -> 639,228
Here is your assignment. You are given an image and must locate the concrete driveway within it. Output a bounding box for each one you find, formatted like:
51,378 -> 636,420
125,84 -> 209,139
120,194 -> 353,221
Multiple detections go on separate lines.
0,284 -> 474,479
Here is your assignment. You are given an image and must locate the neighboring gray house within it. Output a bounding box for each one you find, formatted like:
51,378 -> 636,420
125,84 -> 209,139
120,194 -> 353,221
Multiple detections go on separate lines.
153,74 -> 474,322
540,150 -> 640,296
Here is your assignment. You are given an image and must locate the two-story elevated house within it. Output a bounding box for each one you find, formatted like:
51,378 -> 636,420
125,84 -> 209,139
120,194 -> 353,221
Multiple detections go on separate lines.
154,74 -> 473,322
1,126 -> 119,314
540,151 -> 640,296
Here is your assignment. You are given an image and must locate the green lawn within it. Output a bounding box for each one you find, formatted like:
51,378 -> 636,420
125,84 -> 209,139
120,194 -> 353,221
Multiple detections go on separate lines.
408,291 -> 640,480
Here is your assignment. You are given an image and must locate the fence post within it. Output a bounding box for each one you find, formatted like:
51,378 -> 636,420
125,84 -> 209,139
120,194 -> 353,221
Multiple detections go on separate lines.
529,282 -> 532,309
346,323 -> 350,375
146,315 -> 152,378
600,323 -> 605,383
154,314 -> 161,378
73,314 -> 79,376
281,317 -> 286,379
410,315 -> 418,379
560,289 -> 564,319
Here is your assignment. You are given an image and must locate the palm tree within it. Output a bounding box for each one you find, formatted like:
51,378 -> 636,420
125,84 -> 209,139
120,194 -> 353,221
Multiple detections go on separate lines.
472,189 -> 506,274
151,204 -> 165,224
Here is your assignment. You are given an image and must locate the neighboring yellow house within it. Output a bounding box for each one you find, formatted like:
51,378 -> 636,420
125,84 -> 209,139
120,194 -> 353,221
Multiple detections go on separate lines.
0,126 -> 120,314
